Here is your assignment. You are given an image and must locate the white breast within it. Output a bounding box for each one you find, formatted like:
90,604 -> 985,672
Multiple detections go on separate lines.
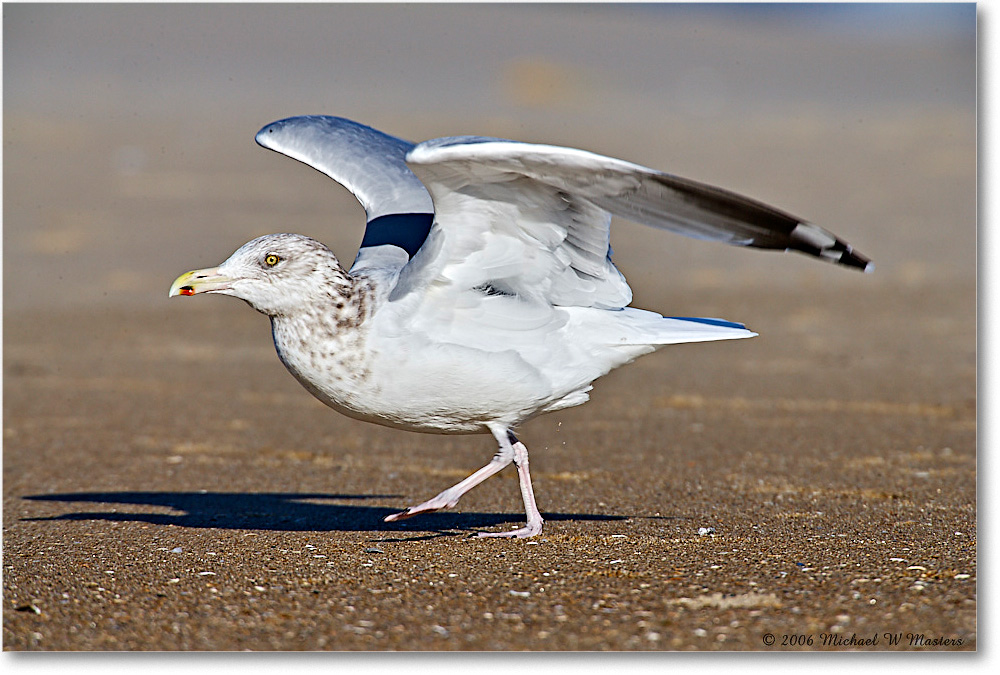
270,309 -> 559,434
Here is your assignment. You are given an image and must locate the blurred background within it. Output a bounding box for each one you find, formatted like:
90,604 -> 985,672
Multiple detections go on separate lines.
3,2 -> 976,313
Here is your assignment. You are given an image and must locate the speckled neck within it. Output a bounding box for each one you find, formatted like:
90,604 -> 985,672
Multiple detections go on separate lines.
266,271 -> 378,402
269,270 -> 375,340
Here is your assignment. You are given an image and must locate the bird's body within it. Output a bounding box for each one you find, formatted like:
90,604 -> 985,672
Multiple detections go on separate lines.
171,115 -> 871,538
203,232 -> 751,435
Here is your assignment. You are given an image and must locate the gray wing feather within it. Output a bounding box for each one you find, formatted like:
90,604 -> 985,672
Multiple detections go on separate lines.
255,116 -> 433,221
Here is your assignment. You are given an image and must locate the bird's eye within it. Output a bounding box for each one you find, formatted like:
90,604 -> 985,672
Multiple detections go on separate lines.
264,254 -> 281,267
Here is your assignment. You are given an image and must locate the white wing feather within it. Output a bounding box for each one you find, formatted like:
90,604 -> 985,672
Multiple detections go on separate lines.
399,137 -> 633,311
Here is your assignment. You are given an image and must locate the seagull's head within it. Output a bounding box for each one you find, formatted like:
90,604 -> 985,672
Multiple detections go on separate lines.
169,233 -> 350,316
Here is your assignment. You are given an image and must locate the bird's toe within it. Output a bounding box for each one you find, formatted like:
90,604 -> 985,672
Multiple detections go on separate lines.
383,508 -> 415,522
477,523 -> 543,539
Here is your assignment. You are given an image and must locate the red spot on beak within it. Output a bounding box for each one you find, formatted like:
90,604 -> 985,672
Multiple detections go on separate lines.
179,287 -> 195,296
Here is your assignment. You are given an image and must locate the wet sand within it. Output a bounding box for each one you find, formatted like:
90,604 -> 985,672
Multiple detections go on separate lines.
3,4 -> 976,651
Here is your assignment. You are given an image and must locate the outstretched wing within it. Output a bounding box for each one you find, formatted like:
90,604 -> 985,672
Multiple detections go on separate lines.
255,116 -> 435,273
405,137 -> 872,283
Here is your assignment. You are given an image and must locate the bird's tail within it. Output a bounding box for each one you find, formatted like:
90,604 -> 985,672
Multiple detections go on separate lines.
609,309 -> 757,346
657,315 -> 757,344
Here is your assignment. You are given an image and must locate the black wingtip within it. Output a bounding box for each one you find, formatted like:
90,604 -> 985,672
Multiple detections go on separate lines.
841,249 -> 875,273
788,223 -> 872,272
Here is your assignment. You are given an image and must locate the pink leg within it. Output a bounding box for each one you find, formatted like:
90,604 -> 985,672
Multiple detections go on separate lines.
477,431 -> 544,539
383,441 -> 514,523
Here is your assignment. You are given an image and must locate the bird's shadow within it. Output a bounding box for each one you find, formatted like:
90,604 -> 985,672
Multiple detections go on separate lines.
21,491 -> 625,539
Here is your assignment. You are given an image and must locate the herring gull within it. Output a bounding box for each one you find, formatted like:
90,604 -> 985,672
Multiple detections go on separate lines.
170,115 -> 871,538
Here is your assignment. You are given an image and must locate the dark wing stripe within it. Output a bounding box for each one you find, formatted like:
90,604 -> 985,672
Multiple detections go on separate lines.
668,316 -> 749,330
359,213 -> 435,258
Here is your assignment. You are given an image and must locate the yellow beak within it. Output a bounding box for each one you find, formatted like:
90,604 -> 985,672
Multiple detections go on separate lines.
168,267 -> 234,297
